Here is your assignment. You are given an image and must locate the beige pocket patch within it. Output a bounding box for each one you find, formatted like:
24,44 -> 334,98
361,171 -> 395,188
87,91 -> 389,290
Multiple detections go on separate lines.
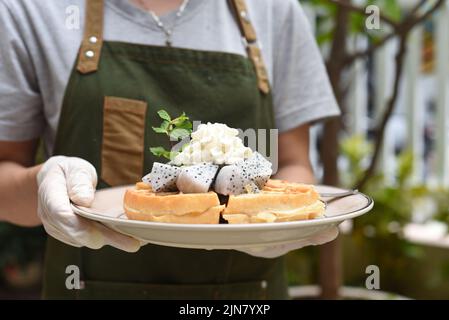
101,96 -> 147,186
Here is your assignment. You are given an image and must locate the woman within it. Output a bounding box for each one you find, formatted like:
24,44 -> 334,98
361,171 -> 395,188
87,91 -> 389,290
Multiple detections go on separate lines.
0,0 -> 340,299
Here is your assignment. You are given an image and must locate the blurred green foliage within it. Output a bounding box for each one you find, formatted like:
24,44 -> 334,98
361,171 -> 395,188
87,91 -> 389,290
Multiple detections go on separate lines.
302,0 -> 403,46
284,1 -> 449,297
288,134 -> 449,297
339,133 -> 448,231
344,138 -> 426,285
346,135 -> 448,294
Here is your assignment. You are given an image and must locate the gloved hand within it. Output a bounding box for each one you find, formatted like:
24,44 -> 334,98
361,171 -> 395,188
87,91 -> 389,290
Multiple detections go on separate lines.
37,156 -> 141,252
236,226 -> 339,258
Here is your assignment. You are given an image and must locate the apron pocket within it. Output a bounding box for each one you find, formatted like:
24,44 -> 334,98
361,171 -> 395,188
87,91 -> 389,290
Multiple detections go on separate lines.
101,96 -> 147,186
76,280 -> 269,300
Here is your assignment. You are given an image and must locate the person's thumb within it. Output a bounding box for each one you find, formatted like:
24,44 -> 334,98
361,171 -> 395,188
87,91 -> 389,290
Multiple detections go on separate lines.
62,158 -> 98,207
36,155 -> 67,186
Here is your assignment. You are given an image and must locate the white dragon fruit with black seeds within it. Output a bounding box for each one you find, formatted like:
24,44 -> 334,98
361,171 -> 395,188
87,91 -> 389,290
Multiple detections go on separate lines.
241,152 -> 272,188
142,162 -> 181,192
213,165 -> 245,195
214,152 -> 272,195
176,163 -> 219,193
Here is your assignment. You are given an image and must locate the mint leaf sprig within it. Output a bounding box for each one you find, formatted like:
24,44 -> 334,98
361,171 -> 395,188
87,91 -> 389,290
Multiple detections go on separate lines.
150,109 -> 193,160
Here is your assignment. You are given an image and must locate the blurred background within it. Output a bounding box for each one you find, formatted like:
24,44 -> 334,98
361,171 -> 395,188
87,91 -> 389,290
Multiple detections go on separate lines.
288,0 -> 449,300
1,0 -> 449,299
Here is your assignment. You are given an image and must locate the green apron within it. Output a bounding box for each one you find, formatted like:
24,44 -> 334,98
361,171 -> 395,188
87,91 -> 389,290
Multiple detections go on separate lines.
42,0 -> 288,299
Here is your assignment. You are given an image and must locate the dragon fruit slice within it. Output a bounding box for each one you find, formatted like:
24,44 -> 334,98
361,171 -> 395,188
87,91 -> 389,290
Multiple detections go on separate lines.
241,151 -> 272,189
142,162 -> 181,192
214,165 -> 246,195
214,152 -> 272,195
176,163 -> 219,193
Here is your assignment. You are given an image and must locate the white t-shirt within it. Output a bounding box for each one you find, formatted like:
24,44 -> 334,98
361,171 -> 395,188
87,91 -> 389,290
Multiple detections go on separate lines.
0,0 -> 340,155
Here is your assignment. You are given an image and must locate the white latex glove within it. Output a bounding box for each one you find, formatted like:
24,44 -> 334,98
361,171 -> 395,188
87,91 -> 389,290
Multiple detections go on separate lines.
37,156 -> 141,252
236,226 -> 339,258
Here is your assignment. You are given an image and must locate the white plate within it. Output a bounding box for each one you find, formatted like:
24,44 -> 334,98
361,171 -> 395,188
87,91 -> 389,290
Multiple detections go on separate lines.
72,185 -> 373,250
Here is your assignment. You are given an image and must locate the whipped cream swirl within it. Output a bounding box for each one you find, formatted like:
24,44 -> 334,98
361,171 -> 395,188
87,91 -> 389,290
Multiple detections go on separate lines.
172,123 -> 252,165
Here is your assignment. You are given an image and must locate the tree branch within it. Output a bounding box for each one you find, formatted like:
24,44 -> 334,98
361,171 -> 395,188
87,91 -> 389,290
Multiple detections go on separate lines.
410,0 -> 427,17
353,0 -> 445,189
319,0 -> 352,301
344,0 -> 444,65
402,0 -> 444,30
354,36 -> 407,190
345,32 -> 396,64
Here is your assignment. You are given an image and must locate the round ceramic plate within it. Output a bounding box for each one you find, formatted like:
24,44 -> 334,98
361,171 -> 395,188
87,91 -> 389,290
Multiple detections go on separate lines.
72,185 -> 373,250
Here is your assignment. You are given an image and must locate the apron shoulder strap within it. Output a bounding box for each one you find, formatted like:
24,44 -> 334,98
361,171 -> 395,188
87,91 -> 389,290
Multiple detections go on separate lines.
228,0 -> 270,94
77,0 -> 104,74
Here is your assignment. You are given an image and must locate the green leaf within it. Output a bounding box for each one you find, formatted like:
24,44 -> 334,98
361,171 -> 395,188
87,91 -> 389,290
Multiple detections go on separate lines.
150,146 -> 174,160
171,112 -> 191,126
171,117 -> 186,126
349,12 -> 366,34
157,110 -> 171,121
172,111 -> 186,119
317,30 -> 334,46
150,146 -> 167,156
170,128 -> 191,140
174,120 -> 193,130
152,127 -> 167,134
367,0 -> 402,23
150,110 -> 192,160
161,120 -> 170,130
383,0 -> 401,22
152,120 -> 171,135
